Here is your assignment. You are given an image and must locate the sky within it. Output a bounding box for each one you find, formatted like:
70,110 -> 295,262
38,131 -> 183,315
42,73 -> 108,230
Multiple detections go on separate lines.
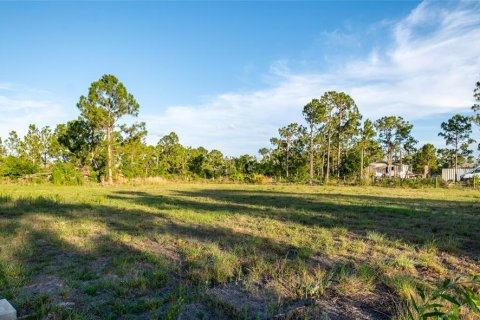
1,1 -> 479,156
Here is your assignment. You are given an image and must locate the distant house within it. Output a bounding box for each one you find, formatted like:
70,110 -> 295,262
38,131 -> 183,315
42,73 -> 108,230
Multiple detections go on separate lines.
367,161 -> 412,179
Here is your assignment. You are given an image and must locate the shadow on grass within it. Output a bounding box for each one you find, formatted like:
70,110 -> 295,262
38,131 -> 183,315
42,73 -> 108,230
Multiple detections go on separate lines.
0,193 -> 324,319
0,198 -> 184,318
111,189 -> 480,256
4,186 -> 478,319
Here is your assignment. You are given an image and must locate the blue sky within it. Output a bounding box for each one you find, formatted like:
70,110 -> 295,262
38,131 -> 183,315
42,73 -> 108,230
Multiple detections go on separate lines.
1,1 -> 479,156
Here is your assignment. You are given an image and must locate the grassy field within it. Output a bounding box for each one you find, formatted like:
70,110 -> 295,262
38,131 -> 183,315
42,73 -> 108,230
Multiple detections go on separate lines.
0,183 -> 479,319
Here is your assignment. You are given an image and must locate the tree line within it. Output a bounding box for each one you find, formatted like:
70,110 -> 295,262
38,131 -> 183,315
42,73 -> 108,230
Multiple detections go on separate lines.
0,74 -> 479,184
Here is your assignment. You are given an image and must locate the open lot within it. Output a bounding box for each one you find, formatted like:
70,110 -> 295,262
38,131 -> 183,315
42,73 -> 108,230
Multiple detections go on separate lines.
1,183 -> 479,319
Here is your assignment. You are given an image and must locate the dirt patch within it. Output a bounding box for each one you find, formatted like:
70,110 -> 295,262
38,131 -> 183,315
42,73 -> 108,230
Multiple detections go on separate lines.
178,303 -> 217,320
206,284 -> 271,319
205,284 -> 393,320
24,275 -> 66,298
311,292 -> 392,320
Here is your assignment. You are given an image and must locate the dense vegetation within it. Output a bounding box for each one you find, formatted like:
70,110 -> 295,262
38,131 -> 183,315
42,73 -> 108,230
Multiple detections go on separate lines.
0,76 -> 479,184
1,184 -> 479,319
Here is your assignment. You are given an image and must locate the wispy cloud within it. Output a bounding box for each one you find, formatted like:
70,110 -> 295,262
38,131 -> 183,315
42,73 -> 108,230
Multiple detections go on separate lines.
0,84 -> 68,138
143,1 -> 480,155
0,82 -> 14,91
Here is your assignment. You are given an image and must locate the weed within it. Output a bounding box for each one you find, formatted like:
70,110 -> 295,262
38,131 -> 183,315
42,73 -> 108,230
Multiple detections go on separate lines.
384,275 -> 417,301
367,231 -> 386,244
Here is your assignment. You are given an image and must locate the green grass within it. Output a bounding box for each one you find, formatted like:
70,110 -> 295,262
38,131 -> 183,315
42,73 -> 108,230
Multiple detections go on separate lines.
0,183 -> 479,319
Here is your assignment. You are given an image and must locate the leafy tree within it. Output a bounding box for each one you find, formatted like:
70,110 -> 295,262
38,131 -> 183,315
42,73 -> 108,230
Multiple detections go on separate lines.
119,122 -> 148,178
257,148 -> 274,177
0,137 -> 6,158
55,118 -> 103,169
329,91 -> 362,178
375,116 -> 398,176
303,98 -> 327,184
188,147 -> 209,178
38,126 -> 58,166
276,125 -> 294,179
472,80 -> 480,150
274,123 -> 306,180
315,92 -> 337,181
413,143 -> 438,175
438,114 -> 476,181
375,116 -> 414,177
156,132 -> 188,175
204,149 -> 225,179
338,151 -> 361,178
6,131 -> 23,157
394,118 -> 417,170
234,154 -> 257,176
316,91 -> 362,178
258,147 -> 270,163
23,124 -> 43,165
357,119 -> 376,178
77,74 -> 140,183
437,148 -> 456,169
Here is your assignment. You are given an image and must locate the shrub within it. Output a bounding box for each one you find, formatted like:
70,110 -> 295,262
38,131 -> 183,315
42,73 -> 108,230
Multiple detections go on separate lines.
0,156 -> 40,178
403,275 -> 480,320
245,173 -> 267,184
50,162 -> 83,185
229,172 -> 245,183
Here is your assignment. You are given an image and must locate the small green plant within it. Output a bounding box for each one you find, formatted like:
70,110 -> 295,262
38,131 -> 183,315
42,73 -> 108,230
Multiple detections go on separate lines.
367,231 -> 386,244
405,275 -> 480,319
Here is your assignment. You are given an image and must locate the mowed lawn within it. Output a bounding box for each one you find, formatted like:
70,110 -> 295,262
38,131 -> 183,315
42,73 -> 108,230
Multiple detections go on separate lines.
0,183 -> 479,319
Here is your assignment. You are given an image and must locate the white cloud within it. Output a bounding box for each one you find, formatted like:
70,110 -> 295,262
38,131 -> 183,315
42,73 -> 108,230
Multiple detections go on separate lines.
143,1 -> 480,155
0,85 -> 68,138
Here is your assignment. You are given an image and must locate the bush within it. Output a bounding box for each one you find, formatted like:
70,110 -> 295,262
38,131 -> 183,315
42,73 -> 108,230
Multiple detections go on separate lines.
245,173 -> 268,184
339,152 -> 361,178
0,156 -> 40,178
229,172 -> 245,183
51,162 -> 83,185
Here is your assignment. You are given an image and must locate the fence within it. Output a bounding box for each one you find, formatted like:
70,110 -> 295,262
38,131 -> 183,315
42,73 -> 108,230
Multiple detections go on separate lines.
441,168 -> 471,182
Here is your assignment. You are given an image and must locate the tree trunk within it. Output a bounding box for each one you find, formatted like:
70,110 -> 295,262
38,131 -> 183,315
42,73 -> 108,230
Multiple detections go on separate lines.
360,148 -> 364,179
399,148 -> 403,178
309,125 -> 314,185
326,134 -> 331,182
337,110 -> 343,179
285,143 -> 289,179
285,140 -> 290,180
107,126 -> 113,184
321,151 -> 325,179
387,144 -> 392,178
455,144 -> 458,183
337,141 -> 341,179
